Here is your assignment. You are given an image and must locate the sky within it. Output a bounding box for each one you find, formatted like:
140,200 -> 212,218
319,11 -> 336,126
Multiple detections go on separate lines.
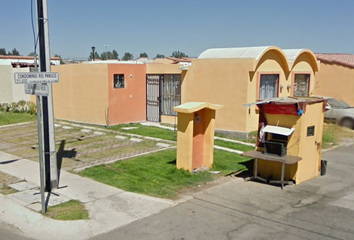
1,0 -> 354,60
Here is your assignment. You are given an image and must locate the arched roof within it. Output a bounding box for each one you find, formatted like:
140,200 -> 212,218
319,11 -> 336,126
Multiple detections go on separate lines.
283,49 -> 319,71
198,46 -> 290,71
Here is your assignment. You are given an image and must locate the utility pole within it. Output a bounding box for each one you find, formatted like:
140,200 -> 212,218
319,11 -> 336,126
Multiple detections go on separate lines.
36,0 -> 58,192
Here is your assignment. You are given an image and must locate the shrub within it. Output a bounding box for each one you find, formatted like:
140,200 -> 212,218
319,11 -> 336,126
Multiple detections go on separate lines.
0,101 -> 37,115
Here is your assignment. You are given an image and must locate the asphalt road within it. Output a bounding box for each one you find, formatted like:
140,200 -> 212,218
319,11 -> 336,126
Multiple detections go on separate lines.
0,222 -> 35,240
90,143 -> 354,240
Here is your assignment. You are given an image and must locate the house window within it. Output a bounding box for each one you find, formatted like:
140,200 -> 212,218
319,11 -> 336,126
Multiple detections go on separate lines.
294,74 -> 310,97
114,74 -> 124,88
259,74 -> 279,99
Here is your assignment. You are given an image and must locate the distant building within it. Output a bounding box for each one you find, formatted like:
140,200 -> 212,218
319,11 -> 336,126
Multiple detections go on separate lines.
0,55 -> 61,103
314,53 -> 354,106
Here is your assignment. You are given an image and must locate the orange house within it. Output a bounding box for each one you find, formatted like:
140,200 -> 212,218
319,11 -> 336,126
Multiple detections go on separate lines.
181,46 -> 319,137
52,62 -> 146,125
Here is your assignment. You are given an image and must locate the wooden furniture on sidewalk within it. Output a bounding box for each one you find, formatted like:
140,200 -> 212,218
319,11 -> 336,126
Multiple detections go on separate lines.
241,150 -> 302,189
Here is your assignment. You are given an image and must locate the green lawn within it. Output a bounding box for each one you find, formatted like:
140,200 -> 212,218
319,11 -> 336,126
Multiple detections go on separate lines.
44,200 -> 89,221
79,149 -> 252,199
214,139 -> 255,152
0,112 -> 36,126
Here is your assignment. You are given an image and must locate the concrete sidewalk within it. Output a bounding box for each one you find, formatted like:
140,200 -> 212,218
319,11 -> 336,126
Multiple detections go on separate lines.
0,151 -> 177,240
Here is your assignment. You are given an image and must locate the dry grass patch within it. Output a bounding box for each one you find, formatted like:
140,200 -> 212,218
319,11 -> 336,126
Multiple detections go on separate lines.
0,172 -> 22,195
322,123 -> 354,149
44,200 -> 89,221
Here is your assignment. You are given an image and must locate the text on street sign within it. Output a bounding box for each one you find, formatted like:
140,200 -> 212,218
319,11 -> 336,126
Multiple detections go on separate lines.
14,72 -> 59,84
24,84 -> 49,96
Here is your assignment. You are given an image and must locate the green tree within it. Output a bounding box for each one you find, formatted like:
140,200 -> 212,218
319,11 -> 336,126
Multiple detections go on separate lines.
28,52 -> 35,56
101,51 -> 116,60
89,51 -> 100,61
139,52 -> 148,58
112,50 -> 119,60
8,48 -> 20,56
54,54 -> 65,64
122,52 -> 134,61
171,51 -> 188,58
155,54 -> 165,58
0,48 -> 7,55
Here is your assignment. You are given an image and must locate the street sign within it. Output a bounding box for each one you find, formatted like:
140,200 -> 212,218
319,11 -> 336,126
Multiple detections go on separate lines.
24,83 -> 49,96
14,72 -> 59,84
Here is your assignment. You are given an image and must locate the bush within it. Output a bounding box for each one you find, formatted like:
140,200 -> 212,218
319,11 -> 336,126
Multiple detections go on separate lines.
0,101 -> 37,115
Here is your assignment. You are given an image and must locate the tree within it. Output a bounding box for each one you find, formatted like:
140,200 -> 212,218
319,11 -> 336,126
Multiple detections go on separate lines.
139,52 -> 148,58
171,51 -> 188,59
0,48 -> 7,55
122,52 -> 134,61
8,48 -> 20,56
112,50 -> 119,60
101,51 -> 116,60
54,54 -> 65,64
155,54 -> 165,58
89,51 -> 100,61
28,52 -> 35,56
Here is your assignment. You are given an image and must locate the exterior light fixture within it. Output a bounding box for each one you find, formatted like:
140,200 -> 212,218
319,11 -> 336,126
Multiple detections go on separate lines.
287,84 -> 291,90
280,85 -> 284,91
195,113 -> 200,123
91,46 -> 95,61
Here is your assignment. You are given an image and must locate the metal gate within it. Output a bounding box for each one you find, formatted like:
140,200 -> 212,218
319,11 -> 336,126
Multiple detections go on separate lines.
146,75 -> 161,122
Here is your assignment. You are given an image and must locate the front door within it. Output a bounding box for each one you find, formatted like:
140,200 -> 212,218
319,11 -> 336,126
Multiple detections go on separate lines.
146,75 -> 161,122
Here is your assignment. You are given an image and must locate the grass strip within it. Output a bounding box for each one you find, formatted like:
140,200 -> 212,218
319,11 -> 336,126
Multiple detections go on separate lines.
108,123 -> 176,141
0,112 -> 36,126
79,149 -> 252,199
44,200 -> 89,221
214,139 -> 255,152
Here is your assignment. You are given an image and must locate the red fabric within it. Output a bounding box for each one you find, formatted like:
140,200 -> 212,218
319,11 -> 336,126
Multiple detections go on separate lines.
261,104 -> 299,116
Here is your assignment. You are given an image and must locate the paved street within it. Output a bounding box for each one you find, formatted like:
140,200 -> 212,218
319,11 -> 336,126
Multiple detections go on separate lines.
90,144 -> 354,240
0,222 -> 34,240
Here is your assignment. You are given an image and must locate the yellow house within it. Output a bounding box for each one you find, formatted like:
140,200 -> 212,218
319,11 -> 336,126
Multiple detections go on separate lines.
49,59 -> 185,126
51,62 -> 147,125
314,53 -> 354,106
181,46 -> 319,137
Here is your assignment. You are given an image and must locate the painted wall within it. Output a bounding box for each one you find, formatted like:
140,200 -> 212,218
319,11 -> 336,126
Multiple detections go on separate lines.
0,66 -> 30,103
52,64 -> 109,125
290,53 -> 316,96
108,64 -> 147,125
146,63 -> 182,74
315,62 -> 354,106
246,50 -> 289,132
182,58 -> 254,132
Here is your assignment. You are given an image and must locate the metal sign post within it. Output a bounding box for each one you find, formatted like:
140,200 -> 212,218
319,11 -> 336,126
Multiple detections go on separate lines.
36,0 -> 59,193
35,96 -> 46,214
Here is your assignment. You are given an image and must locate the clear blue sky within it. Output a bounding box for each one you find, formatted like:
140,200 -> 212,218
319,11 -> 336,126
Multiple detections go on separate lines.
1,0 -> 353,60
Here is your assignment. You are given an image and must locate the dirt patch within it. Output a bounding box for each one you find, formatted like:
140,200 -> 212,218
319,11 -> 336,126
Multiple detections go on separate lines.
0,172 -> 22,194
0,122 -> 175,172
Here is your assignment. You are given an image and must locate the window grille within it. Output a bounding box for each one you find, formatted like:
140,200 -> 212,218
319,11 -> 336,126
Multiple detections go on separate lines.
114,74 -> 124,88
294,74 -> 310,97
